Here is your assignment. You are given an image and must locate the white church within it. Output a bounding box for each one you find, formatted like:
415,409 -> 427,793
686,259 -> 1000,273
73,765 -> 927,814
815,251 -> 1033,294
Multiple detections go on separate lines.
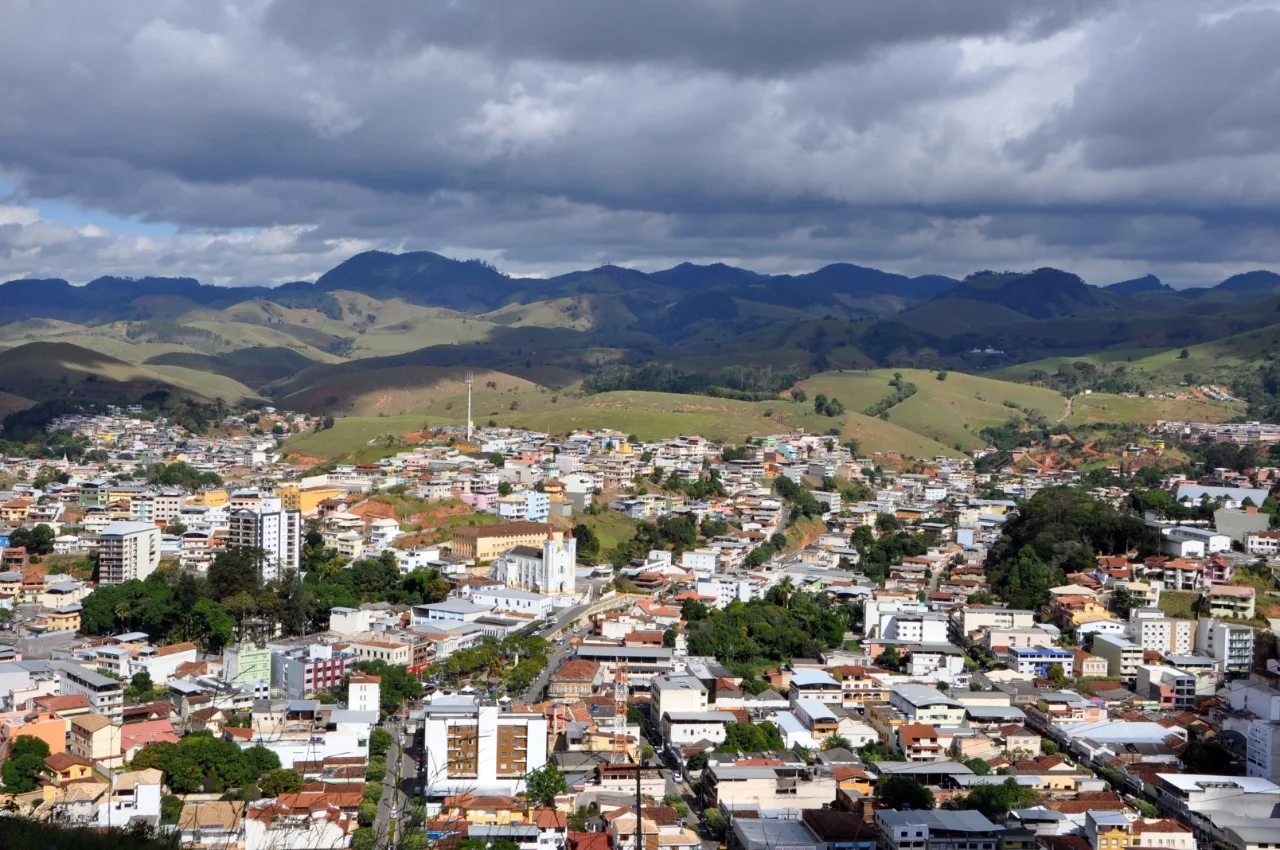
493,530 -> 577,595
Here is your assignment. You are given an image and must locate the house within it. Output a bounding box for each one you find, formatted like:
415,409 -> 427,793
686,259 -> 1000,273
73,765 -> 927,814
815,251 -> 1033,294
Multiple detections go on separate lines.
42,752 -> 94,786
69,713 -> 122,767
548,660 -> 600,703
898,723 -> 944,762
178,801 -> 246,849
1204,585 -> 1256,620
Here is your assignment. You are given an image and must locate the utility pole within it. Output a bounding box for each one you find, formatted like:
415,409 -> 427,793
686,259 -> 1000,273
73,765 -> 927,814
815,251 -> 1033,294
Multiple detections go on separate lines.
465,371 -> 475,443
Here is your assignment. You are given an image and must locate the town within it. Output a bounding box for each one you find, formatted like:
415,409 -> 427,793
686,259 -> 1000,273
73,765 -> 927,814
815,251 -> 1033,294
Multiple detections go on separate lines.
0,409 -> 1278,850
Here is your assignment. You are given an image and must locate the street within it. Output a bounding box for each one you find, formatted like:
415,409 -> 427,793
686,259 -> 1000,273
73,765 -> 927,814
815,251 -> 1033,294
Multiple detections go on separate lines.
372,716 -> 418,850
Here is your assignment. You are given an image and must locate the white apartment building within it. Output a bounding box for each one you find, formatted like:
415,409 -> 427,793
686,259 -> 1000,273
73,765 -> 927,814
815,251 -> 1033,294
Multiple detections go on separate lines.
880,612 -> 949,643
98,521 -> 161,584
58,662 -> 124,721
1196,618 -> 1256,675
1128,616 -> 1197,655
1245,530 -> 1280,556
228,497 -> 301,581
421,695 -> 548,799
348,674 -> 382,714
681,549 -> 719,574
695,576 -> 752,609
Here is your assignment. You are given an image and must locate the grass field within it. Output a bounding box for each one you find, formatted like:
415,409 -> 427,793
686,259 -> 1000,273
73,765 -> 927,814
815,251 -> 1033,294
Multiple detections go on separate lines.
798,369 -> 1067,451
551,509 -> 639,552
1065,393 -> 1241,425
1157,590 -> 1200,620
282,387 -> 959,461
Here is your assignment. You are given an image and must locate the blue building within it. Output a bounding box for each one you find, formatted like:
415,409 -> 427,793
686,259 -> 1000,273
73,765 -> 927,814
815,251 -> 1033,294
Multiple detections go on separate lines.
1008,646 -> 1075,678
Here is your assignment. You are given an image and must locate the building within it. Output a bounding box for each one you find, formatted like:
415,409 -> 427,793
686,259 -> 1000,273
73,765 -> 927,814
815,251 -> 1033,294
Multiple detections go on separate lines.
452,522 -> 558,562
349,674 -> 381,714
1205,585 -> 1257,620
228,497 -> 301,581
1247,720 -> 1280,782
877,809 -> 1004,850
270,644 -> 353,699
420,694 -> 548,798
58,663 -> 124,721
661,711 -> 735,746
950,607 -> 1036,641
69,714 -> 121,764
1245,530 -> 1280,556
1196,618 -> 1255,675
1008,646 -> 1075,678
496,490 -> 550,523
651,675 -> 708,721
470,588 -> 555,620
492,533 -> 577,595
1092,634 -> 1145,680
1128,615 -> 1197,655
694,576 -> 752,609
889,685 -> 967,726
97,522 -> 161,584
1135,665 -> 1196,710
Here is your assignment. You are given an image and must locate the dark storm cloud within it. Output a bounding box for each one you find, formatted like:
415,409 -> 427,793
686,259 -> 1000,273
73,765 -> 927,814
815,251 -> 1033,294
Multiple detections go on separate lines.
262,0 -> 1114,75
0,0 -> 1276,289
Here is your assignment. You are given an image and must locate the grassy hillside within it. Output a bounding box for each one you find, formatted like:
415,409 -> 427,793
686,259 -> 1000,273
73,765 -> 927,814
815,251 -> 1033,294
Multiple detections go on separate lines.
283,388 -> 955,462
1065,393 -> 1241,425
482,294 -> 639,331
797,369 -> 1066,451
272,364 -> 541,416
0,341 -> 254,405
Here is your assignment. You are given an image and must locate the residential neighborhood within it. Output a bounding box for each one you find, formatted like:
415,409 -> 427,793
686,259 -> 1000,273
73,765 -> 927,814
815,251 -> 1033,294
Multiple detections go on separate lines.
0,414 -> 1279,850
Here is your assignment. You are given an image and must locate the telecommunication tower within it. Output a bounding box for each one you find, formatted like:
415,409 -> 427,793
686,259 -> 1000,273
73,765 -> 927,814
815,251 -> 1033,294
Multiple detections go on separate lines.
464,371 -> 475,442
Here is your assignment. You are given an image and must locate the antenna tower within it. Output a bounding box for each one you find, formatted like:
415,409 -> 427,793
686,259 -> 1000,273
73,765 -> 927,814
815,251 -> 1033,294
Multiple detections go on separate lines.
612,661 -> 631,763
464,371 -> 475,442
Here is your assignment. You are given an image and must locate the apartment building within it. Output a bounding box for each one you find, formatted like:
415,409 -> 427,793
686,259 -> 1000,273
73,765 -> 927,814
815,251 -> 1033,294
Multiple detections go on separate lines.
98,522 -> 161,584
58,663 -> 124,721
421,695 -> 548,798
1205,585 -> 1256,620
1092,634 -> 1145,680
949,607 -> 1035,642
1008,646 -> 1075,678
1128,614 -> 1197,655
228,497 -> 301,581
1136,665 -> 1197,710
1196,618 -> 1256,675
270,644 -> 354,699
1247,720 -> 1280,782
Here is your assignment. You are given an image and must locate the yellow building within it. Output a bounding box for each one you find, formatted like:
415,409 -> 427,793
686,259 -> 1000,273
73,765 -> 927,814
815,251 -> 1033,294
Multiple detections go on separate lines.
190,489 -> 229,508
451,522 -> 559,562
69,714 -> 121,765
277,485 -> 345,515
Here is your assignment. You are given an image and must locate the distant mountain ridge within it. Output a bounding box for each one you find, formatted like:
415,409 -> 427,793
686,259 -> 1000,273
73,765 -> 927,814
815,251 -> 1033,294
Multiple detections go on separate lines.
1,251 -> 1276,324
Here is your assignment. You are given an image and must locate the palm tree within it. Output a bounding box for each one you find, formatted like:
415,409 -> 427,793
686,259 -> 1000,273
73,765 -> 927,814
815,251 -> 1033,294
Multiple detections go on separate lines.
774,576 -> 794,608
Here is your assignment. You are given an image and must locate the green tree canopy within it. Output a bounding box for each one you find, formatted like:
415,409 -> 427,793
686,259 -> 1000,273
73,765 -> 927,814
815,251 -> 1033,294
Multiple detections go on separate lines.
876,775 -> 935,810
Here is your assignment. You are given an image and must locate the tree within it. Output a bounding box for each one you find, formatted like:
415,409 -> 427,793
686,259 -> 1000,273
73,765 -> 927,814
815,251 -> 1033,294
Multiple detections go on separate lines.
259,768 -> 304,797
951,778 -> 1038,819
874,646 -> 902,672
498,481 -> 513,497
703,809 -> 727,839
209,547 -> 266,599
790,388 -> 807,403
1046,664 -> 1068,688
822,734 -> 851,751
358,800 -> 378,827
526,763 -> 569,806
489,453 -> 504,467
626,704 -> 645,726
662,628 -> 677,648
687,751 -> 710,772
126,670 -> 155,702
876,775 -> 935,810
962,757 -> 991,776
369,728 -> 393,758
1041,740 -> 1059,755
717,721 -> 784,753
680,599 -> 710,622
1110,585 -> 1135,616
572,524 -> 600,563
1,735 -> 51,792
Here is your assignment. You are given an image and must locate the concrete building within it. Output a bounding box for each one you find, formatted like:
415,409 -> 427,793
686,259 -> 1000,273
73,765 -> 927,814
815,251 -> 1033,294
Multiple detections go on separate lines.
1205,585 -> 1257,620
1197,618 -> 1256,675
651,675 -> 708,722
1128,615 -> 1197,655
1136,665 -> 1196,710
469,588 -> 555,620
1008,646 -> 1074,678
97,522 -> 161,584
420,694 -> 548,799
451,522 -> 557,562
694,576 -> 752,609
1092,634 -> 1145,680
57,663 -> 124,721
349,674 -> 381,714
270,644 -> 354,699
228,497 -> 301,581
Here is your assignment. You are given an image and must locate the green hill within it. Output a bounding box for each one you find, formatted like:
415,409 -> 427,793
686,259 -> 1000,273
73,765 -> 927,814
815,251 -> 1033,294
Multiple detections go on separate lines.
797,369 -> 1066,451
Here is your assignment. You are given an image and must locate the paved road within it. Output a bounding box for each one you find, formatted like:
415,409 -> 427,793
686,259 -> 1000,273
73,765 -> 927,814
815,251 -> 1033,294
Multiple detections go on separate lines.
520,625 -> 589,703
373,717 -> 417,850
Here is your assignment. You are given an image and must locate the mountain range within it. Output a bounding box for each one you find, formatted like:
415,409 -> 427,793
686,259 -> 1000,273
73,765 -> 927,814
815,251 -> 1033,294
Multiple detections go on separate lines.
1,251 -> 1279,426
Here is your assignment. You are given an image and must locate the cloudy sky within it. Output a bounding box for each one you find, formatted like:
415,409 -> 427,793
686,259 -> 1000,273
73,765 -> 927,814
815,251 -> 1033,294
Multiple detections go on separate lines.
2,0 -> 1279,288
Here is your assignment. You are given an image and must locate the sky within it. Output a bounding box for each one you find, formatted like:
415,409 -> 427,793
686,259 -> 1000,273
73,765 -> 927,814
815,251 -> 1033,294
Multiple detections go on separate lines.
2,0 -> 1280,288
